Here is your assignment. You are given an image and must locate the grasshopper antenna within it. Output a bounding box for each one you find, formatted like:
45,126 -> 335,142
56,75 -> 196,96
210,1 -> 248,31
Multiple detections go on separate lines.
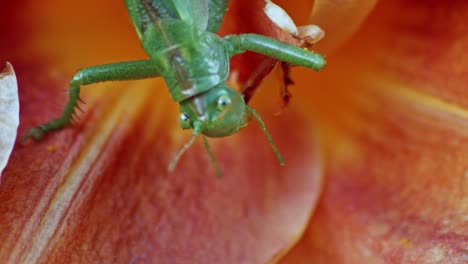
167,133 -> 198,173
247,106 -> 285,165
168,122 -> 204,173
202,136 -> 223,177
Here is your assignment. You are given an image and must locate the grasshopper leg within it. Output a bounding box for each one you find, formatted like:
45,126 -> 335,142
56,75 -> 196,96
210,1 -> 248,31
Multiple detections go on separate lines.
240,58 -> 278,104
225,33 -> 326,71
279,62 -> 294,107
240,59 -> 293,107
21,59 -> 160,141
226,33 -> 325,106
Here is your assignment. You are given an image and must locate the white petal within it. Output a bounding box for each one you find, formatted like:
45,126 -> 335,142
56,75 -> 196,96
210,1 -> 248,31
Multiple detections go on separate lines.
297,25 -> 325,44
0,62 -> 19,176
264,0 -> 298,36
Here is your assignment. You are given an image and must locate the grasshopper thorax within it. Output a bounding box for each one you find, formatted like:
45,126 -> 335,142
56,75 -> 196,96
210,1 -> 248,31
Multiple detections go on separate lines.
178,83 -> 248,138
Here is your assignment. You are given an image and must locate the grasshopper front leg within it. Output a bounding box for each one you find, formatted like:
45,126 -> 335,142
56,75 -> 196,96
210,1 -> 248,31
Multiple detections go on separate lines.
22,59 -> 160,141
225,33 -> 326,71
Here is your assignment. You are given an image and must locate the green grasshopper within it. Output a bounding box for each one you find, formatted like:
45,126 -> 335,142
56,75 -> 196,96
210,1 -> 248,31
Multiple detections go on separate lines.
22,0 -> 326,174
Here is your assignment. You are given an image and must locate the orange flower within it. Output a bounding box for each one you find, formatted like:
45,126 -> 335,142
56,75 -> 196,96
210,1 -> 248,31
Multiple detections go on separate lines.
0,0 -> 466,263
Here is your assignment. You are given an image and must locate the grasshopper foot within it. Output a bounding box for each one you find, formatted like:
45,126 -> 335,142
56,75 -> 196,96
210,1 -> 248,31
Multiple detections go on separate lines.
21,126 -> 47,142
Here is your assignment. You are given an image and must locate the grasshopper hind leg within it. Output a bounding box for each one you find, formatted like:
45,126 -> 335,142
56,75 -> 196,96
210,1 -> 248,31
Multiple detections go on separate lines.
21,59 -> 161,142
21,84 -> 82,141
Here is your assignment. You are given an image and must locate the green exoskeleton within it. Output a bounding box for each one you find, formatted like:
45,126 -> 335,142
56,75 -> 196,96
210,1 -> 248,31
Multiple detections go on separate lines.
22,0 -> 326,174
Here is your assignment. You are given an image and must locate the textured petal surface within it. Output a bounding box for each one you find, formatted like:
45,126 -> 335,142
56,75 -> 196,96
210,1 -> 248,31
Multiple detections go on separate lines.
281,0 -> 468,263
310,0 -> 378,52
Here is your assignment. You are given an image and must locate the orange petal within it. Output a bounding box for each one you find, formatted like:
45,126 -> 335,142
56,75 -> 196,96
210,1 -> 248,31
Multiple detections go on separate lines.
282,77 -> 468,263
0,1 -> 324,262
281,0 -> 468,262
360,0 -> 468,109
310,0 -> 378,52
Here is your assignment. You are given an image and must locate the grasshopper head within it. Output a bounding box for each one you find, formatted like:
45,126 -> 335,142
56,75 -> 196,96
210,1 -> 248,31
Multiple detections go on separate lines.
171,84 -> 283,174
179,84 -> 248,137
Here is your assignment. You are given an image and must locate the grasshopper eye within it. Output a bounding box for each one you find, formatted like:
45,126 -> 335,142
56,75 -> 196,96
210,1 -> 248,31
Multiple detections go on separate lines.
217,95 -> 232,110
179,113 -> 191,129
